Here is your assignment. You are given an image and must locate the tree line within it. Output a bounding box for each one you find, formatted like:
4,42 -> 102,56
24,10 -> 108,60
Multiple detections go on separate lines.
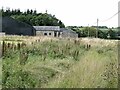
67,26 -> 119,39
0,8 -> 65,28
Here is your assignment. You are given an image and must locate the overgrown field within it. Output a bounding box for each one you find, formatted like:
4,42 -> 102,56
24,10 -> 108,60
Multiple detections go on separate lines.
0,36 -> 119,88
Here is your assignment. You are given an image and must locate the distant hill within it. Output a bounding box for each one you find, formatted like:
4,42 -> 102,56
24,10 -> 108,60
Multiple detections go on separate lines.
1,16 -> 36,36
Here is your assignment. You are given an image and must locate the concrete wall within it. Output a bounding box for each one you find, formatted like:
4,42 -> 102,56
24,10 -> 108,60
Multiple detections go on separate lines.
36,30 -> 78,38
36,31 -> 55,37
36,31 -> 78,38
0,32 -> 5,36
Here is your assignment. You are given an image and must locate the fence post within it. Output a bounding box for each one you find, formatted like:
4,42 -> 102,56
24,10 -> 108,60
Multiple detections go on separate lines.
2,40 -> 5,56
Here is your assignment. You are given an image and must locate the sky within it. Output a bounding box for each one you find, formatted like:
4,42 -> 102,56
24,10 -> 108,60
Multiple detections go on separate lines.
0,0 -> 120,28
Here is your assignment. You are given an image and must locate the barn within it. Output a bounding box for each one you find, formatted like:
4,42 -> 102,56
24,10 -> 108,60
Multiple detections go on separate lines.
0,16 -> 78,38
0,16 -> 36,36
34,26 -> 78,38
33,26 -> 61,37
60,28 -> 78,38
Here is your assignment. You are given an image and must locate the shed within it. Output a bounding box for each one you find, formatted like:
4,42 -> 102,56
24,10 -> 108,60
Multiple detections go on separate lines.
33,26 -> 61,37
60,28 -> 78,38
1,16 -> 36,36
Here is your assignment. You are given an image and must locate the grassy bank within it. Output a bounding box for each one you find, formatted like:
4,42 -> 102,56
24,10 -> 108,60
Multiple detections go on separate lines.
46,46 -> 118,88
1,37 -> 118,88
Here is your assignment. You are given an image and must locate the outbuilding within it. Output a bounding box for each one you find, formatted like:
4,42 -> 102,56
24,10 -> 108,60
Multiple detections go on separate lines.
33,26 -> 61,37
33,26 -> 78,38
1,16 -> 36,36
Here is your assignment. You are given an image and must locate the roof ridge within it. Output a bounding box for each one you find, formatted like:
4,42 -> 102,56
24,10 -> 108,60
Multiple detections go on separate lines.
33,26 -> 60,31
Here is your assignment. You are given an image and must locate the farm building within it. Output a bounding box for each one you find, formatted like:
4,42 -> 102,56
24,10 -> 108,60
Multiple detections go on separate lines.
60,28 -> 78,38
0,16 -> 36,36
33,26 -> 61,37
0,16 -> 78,38
33,26 -> 78,38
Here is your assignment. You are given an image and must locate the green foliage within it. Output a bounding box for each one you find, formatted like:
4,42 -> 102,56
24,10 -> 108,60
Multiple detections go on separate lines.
2,37 -> 118,88
75,27 -> 97,37
3,49 -> 18,59
25,40 -> 84,60
50,45 -> 118,88
2,69 -> 37,88
72,50 -> 79,61
67,26 -> 118,39
107,29 -> 117,39
1,8 -> 65,28
2,39 -> 86,88
98,30 -> 108,39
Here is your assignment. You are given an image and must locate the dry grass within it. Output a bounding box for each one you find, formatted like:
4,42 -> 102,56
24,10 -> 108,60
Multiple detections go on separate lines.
43,38 -> 118,88
1,35 -> 118,88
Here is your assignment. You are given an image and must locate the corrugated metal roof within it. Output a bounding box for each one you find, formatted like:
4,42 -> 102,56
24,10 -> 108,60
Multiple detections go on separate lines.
33,26 -> 60,31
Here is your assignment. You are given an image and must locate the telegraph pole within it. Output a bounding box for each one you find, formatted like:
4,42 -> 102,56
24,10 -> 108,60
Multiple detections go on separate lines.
88,24 -> 89,37
96,18 -> 99,38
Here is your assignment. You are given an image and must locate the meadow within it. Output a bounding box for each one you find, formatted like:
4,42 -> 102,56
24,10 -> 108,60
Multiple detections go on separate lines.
0,36 -> 118,88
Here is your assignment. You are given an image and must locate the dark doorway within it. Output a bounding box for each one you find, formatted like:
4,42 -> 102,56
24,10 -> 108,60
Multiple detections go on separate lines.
58,32 -> 60,37
54,32 -> 57,37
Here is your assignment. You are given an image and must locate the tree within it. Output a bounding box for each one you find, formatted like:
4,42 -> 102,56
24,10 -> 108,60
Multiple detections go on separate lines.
26,9 -> 30,14
98,30 -> 108,39
81,27 -> 96,37
30,9 -> 33,14
58,20 -> 65,28
107,29 -> 116,39
16,9 -> 21,15
5,8 -> 11,16
0,8 -> 65,27
89,27 -> 96,37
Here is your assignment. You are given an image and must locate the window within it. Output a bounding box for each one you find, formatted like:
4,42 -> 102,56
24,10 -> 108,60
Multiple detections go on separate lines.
44,33 -> 47,36
49,33 -> 51,35
54,32 -> 57,37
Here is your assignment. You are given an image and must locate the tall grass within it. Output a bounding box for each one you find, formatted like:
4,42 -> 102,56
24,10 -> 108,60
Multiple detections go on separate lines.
2,37 -> 87,88
1,36 -> 118,88
45,43 -> 118,88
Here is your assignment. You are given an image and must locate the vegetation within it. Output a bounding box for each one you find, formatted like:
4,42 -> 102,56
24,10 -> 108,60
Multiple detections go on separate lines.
67,26 -> 119,39
0,8 -> 65,28
1,8 -> 119,39
1,36 -> 118,88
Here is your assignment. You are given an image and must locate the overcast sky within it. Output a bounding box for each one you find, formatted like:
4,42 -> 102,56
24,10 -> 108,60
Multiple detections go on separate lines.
0,0 -> 120,27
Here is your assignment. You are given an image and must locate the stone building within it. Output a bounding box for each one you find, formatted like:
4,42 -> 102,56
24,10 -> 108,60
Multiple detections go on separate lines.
0,16 -> 78,38
60,28 -> 78,38
33,26 -> 78,38
33,26 -> 61,37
